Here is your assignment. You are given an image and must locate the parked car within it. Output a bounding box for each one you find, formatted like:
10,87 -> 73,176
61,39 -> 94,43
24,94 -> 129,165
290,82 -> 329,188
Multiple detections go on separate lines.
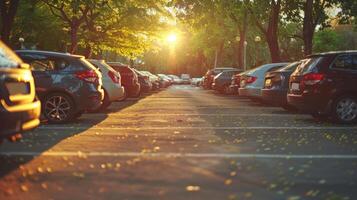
141,71 -> 160,90
88,59 -> 125,110
239,63 -> 288,99
168,75 -> 183,84
0,42 -> 41,142
191,77 -> 202,86
212,69 -> 243,94
261,61 -> 300,108
203,67 -> 235,89
107,62 -> 141,98
287,51 -> 357,123
134,69 -> 152,93
229,71 -> 250,95
16,50 -> 104,123
181,74 -> 191,84
157,74 -> 172,88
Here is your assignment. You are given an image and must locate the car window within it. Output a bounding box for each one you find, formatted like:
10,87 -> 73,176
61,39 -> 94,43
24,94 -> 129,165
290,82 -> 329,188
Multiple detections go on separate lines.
295,57 -> 322,74
267,65 -> 284,72
29,60 -> 55,71
331,54 -> 357,71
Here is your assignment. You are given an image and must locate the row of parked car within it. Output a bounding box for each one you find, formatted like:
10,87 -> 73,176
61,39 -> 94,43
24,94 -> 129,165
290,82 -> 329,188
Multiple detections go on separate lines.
0,41 -> 182,143
201,50 -> 357,124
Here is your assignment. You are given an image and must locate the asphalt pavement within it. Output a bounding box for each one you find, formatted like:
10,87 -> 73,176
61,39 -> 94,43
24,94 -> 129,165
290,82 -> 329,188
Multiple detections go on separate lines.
1,85 -> 357,200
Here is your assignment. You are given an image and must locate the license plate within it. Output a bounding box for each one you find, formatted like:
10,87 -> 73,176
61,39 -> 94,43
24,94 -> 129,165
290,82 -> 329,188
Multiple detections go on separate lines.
5,82 -> 29,95
291,83 -> 300,91
265,79 -> 272,87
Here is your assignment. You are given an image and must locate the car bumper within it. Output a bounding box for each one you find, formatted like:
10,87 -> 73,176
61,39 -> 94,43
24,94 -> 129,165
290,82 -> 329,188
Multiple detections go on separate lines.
127,83 -> 141,97
239,88 -> 261,98
106,84 -> 125,102
287,93 -> 326,113
261,89 -> 287,105
84,89 -> 104,111
0,99 -> 41,139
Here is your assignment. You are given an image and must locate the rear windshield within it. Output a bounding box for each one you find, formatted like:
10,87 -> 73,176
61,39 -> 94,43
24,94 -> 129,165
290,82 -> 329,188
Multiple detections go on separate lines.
295,57 -> 322,74
278,62 -> 299,72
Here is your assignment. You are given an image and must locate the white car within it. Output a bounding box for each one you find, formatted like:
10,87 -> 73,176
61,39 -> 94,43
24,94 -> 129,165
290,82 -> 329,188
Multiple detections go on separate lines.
181,74 -> 191,84
89,59 -> 125,110
239,63 -> 289,99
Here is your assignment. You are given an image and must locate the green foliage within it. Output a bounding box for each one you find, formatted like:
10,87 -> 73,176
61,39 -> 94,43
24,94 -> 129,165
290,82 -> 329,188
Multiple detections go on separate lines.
313,29 -> 342,52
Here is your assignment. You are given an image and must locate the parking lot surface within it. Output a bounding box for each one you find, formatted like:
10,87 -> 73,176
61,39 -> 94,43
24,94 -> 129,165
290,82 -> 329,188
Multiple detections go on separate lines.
1,85 -> 357,200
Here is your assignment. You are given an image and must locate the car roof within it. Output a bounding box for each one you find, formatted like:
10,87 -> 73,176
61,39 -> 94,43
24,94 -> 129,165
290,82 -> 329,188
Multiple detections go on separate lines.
309,50 -> 357,57
15,50 -> 84,59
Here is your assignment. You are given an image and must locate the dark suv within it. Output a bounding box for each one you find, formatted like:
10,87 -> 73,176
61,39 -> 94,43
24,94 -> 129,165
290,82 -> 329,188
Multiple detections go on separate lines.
107,62 -> 141,98
0,42 -> 41,142
287,51 -> 357,123
16,50 -> 104,123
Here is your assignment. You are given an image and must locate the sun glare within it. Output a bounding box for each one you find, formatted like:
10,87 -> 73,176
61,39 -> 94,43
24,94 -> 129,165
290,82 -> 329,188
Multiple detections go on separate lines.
167,33 -> 177,44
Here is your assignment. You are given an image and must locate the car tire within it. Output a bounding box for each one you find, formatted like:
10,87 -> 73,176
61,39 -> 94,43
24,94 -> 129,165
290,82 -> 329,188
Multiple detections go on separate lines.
43,93 -> 76,124
331,96 -> 357,124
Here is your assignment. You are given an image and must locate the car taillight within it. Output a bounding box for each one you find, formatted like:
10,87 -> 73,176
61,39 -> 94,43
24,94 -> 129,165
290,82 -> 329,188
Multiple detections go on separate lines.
75,70 -> 98,83
108,71 -> 120,84
245,76 -> 257,84
302,73 -> 324,85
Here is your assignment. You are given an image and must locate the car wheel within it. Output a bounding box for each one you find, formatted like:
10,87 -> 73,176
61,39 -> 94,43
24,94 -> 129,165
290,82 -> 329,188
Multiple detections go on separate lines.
44,93 -> 75,123
332,96 -> 357,124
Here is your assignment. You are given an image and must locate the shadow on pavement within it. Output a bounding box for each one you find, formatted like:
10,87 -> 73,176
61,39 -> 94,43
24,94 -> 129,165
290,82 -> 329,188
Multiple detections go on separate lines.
0,89 -> 163,178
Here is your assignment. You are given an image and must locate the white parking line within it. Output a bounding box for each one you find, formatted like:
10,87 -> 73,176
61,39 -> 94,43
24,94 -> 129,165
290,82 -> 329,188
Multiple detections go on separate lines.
92,113 -> 302,117
1,151 -> 357,159
37,126 -> 357,130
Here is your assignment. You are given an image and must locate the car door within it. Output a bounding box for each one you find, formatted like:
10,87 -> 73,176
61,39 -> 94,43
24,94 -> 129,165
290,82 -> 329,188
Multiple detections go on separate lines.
329,54 -> 357,94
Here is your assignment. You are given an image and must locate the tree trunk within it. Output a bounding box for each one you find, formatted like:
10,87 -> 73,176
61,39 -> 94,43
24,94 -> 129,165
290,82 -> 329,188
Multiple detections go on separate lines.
266,34 -> 281,62
69,24 -> 79,54
303,0 -> 314,56
266,0 -> 281,62
0,0 -> 20,45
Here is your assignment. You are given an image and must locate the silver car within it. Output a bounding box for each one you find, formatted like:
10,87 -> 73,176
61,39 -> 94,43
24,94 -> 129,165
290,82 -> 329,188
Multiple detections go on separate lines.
89,59 -> 125,110
239,63 -> 289,99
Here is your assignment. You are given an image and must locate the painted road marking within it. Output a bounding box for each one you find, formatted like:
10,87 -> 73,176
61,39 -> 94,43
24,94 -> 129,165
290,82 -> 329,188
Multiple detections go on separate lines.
1,151 -> 357,159
37,126 -> 357,130
89,113 -> 305,117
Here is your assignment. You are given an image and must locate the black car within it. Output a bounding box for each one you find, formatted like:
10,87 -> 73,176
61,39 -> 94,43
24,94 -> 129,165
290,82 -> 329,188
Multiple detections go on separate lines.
212,69 -> 243,94
261,62 -> 300,107
16,50 -> 104,123
287,51 -> 357,123
0,42 -> 41,142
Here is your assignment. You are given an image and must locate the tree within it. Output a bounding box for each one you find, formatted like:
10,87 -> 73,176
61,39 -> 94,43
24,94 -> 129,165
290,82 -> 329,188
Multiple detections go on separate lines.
42,0 -> 99,53
248,0 -> 282,62
0,0 -> 20,45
